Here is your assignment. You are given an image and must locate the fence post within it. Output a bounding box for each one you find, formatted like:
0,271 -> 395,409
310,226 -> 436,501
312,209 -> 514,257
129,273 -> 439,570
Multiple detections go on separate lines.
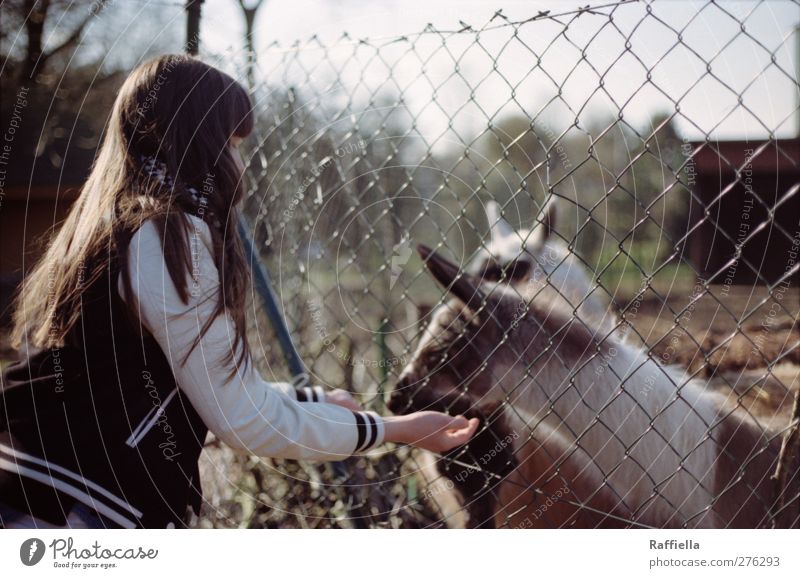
185,0 -> 203,55
237,216 -> 307,379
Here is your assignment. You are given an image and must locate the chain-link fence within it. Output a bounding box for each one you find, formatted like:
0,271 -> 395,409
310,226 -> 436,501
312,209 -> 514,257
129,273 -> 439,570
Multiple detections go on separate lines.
197,0 -> 800,528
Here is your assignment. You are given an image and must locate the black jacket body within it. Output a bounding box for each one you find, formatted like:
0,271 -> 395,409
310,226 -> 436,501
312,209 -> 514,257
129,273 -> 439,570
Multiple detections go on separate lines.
0,254 -> 208,528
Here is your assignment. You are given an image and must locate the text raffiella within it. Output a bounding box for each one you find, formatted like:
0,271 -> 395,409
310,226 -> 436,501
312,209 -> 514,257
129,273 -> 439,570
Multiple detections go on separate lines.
650,539 -> 701,550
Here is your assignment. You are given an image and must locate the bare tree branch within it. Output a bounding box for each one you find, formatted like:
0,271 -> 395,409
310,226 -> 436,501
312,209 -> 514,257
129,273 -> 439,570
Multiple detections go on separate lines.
18,0 -> 107,83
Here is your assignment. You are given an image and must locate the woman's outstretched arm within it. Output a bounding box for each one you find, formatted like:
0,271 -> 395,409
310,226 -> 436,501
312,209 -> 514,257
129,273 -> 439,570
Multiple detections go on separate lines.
121,215 -> 476,461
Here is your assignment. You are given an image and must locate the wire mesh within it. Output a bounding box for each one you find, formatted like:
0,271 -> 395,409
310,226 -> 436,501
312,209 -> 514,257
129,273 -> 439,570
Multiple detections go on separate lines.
199,0 -> 800,528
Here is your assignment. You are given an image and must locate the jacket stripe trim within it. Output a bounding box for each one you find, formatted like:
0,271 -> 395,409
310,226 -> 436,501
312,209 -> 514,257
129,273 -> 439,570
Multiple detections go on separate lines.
296,386 -> 326,403
0,457 -> 138,529
0,443 -> 143,519
125,387 -> 179,448
352,411 -> 380,453
352,411 -> 367,452
127,404 -> 160,444
363,412 -> 379,451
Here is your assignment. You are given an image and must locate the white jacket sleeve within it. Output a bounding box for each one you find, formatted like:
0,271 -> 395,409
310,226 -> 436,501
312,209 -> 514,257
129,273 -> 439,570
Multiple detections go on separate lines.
118,215 -> 384,461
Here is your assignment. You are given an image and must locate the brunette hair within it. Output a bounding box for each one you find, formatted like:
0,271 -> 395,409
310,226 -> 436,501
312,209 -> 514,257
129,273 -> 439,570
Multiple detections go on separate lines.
11,54 -> 255,373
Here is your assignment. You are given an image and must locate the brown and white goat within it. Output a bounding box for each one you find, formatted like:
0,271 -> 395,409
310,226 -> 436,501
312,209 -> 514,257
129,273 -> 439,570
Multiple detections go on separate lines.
389,245 -> 798,528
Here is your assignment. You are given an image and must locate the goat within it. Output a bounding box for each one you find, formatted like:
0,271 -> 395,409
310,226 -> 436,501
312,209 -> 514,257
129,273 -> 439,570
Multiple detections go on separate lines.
389,245 -> 798,528
398,198 -> 622,527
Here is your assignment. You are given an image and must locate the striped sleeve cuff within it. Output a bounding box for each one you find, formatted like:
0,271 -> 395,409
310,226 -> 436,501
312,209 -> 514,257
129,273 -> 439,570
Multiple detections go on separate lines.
351,410 -> 385,454
295,385 -> 326,403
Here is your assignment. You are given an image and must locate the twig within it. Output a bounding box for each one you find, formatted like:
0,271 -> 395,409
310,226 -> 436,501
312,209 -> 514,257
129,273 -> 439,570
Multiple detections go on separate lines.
771,390 -> 800,528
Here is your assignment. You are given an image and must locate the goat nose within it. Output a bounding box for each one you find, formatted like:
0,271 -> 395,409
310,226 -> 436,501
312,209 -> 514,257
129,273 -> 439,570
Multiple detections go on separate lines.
387,373 -> 413,414
386,390 -> 404,414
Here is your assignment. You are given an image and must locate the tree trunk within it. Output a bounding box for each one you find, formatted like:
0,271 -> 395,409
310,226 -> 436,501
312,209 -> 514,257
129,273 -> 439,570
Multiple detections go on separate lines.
20,0 -> 49,83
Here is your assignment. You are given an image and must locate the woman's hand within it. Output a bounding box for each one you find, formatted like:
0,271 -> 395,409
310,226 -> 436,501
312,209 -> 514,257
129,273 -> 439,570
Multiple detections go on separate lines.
324,389 -> 362,412
383,411 -> 479,453
324,391 -> 478,452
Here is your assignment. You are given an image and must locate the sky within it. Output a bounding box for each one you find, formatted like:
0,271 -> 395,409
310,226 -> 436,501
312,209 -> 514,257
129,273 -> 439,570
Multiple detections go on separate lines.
29,0 -> 799,144
190,0 -> 800,142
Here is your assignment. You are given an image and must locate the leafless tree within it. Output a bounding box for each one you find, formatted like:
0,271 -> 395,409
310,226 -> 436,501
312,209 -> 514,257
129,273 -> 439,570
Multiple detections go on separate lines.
0,0 -> 109,84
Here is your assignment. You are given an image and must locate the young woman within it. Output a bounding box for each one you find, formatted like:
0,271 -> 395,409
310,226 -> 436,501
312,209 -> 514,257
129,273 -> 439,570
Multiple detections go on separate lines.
0,55 -> 478,529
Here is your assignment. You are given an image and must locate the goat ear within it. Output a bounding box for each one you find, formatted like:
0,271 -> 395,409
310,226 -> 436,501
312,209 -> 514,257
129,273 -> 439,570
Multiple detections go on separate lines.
486,201 -> 514,242
418,244 -> 486,310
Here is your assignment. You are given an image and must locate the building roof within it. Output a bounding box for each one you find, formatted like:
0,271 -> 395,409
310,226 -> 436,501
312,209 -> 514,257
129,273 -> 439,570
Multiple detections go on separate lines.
687,138 -> 799,175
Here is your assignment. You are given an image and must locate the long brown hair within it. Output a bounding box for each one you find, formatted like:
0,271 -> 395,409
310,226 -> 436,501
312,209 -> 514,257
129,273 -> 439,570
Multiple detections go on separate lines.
11,54 -> 255,372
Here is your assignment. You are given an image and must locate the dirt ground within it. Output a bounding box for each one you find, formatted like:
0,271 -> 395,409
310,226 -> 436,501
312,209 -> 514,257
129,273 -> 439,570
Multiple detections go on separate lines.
627,284 -> 799,424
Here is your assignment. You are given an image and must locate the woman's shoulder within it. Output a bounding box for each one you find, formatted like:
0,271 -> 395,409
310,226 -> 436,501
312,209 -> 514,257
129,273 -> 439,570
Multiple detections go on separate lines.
121,213 -> 218,303
128,213 -> 214,257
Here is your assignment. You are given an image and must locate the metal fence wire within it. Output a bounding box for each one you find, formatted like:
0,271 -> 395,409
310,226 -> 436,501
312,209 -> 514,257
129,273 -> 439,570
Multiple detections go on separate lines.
196,0 -> 800,528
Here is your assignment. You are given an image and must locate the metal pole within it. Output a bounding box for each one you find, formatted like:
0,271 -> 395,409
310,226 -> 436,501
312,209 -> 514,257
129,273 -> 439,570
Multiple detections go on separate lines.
239,214 -> 350,496
185,0 -> 203,55
237,215 -> 307,380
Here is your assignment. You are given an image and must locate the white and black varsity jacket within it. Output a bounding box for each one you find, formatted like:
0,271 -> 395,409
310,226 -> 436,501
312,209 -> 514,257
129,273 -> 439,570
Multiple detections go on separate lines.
0,214 -> 383,528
